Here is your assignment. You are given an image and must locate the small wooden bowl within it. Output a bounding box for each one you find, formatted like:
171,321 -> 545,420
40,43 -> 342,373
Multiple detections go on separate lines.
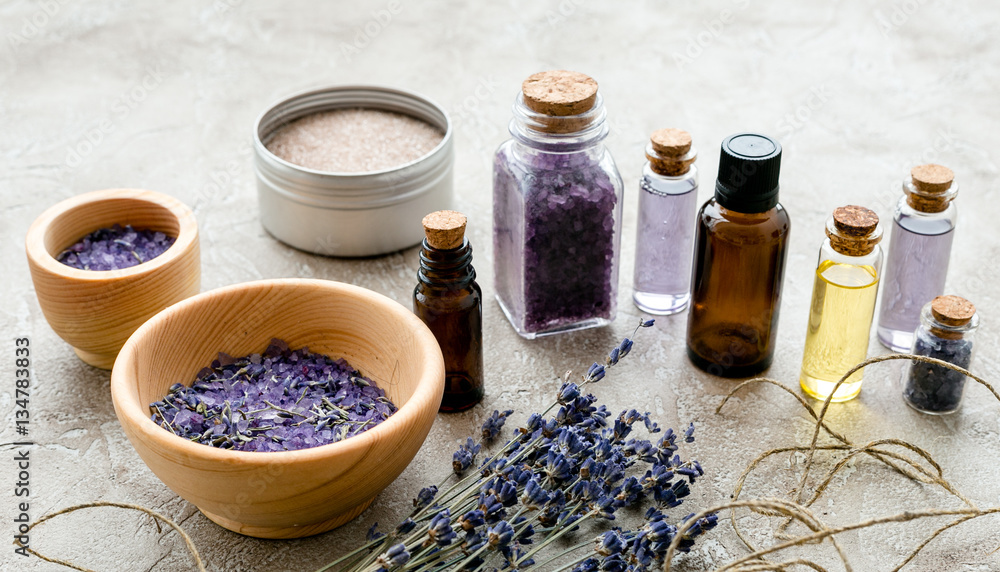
110,279 -> 446,538
25,189 -> 200,369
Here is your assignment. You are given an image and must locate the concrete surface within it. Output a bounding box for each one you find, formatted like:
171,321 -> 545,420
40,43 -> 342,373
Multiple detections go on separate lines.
2,1 -> 1000,570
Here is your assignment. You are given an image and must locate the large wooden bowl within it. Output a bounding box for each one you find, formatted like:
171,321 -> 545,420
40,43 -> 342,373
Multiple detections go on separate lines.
25,189 -> 200,369
110,279 -> 445,539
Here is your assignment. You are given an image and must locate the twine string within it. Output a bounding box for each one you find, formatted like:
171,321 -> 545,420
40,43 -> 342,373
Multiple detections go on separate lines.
14,501 -> 205,572
665,353 -> 1000,572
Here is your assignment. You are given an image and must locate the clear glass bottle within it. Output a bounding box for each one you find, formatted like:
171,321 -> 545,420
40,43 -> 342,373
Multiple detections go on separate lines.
632,128 -> 699,315
686,133 -> 790,378
800,206 -> 884,402
877,164 -> 958,352
413,211 -> 484,412
903,295 -> 978,414
493,70 -> 624,338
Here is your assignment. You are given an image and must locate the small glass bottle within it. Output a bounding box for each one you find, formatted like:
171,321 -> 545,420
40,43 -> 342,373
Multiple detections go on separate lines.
903,295 -> 979,414
800,206 -> 884,402
877,164 -> 958,352
686,133 -> 790,377
413,211 -> 484,412
632,128 -> 699,315
493,70 -> 624,338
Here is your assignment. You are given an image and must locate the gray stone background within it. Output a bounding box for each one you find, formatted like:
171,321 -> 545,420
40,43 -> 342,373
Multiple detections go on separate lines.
2,1 -> 999,570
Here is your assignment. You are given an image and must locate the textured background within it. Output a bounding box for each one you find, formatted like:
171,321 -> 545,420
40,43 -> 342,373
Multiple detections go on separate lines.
2,1 -> 1000,570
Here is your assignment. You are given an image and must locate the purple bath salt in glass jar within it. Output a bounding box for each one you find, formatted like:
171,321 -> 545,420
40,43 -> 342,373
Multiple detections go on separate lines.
877,164 -> 959,352
493,70 -> 624,338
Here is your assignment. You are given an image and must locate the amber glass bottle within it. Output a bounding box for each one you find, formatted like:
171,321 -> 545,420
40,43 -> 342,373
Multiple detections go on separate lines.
686,133 -> 790,377
414,211 -> 484,412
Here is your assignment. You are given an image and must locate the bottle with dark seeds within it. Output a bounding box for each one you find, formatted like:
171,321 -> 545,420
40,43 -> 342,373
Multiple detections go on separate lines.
903,295 -> 979,414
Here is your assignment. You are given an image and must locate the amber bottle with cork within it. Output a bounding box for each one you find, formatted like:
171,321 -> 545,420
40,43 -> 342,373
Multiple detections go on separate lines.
877,164 -> 959,352
632,128 -> 699,315
686,133 -> 790,377
800,205 -> 883,402
413,211 -> 484,412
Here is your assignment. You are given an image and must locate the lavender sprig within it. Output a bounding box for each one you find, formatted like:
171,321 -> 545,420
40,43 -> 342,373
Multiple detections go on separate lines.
321,319 -> 716,572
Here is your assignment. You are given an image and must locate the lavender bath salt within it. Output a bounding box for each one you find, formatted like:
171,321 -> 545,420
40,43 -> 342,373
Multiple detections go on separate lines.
492,70 -> 623,338
494,150 -> 619,334
150,339 -> 397,452
58,224 -> 174,271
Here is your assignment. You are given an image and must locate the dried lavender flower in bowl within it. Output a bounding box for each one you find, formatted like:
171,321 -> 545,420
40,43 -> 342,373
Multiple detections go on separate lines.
150,339 -> 397,452
111,279 -> 445,539
25,188 -> 200,369
58,224 -> 175,271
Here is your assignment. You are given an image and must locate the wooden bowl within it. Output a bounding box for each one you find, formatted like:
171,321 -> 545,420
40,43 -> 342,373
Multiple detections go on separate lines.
110,279 -> 446,539
25,189 -> 200,369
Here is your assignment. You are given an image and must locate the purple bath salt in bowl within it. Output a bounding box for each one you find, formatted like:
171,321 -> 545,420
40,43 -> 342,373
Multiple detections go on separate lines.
149,339 -> 398,452
57,224 -> 175,271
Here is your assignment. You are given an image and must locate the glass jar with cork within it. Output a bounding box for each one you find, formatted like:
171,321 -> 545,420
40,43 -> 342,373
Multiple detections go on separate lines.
632,128 -> 699,316
493,70 -> 624,338
799,205 -> 884,402
903,295 -> 979,414
877,164 -> 959,352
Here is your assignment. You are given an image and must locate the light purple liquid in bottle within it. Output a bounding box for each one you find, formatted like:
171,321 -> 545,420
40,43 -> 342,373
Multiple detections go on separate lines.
877,204 -> 955,352
633,164 -> 699,315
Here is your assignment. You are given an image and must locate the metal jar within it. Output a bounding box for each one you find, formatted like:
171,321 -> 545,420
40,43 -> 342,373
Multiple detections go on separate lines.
254,85 -> 453,257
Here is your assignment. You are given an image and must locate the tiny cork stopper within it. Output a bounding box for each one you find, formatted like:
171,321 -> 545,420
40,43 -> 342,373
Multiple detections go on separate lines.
521,70 -> 598,117
832,205 -> 879,237
911,164 -> 954,194
422,210 -> 467,250
650,128 -> 692,157
931,295 -> 976,327
826,205 -> 881,256
647,128 -> 696,176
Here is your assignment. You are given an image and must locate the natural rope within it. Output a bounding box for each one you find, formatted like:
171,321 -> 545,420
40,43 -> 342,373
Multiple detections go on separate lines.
665,353 -> 1000,572
13,501 -> 205,571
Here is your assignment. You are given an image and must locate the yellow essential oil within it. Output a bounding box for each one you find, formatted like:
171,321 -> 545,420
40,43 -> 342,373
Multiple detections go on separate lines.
800,260 -> 879,402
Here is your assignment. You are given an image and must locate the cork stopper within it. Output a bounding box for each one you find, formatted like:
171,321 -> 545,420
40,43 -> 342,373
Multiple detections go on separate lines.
907,164 -> 955,213
646,128 -> 697,177
521,70 -> 599,117
832,205 -> 880,237
931,295 -> 976,327
650,128 -> 692,156
422,210 -> 467,250
911,164 -> 954,193
825,205 -> 882,256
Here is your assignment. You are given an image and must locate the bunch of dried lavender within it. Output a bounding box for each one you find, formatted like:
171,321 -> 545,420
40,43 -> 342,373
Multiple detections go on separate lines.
319,320 -> 717,572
